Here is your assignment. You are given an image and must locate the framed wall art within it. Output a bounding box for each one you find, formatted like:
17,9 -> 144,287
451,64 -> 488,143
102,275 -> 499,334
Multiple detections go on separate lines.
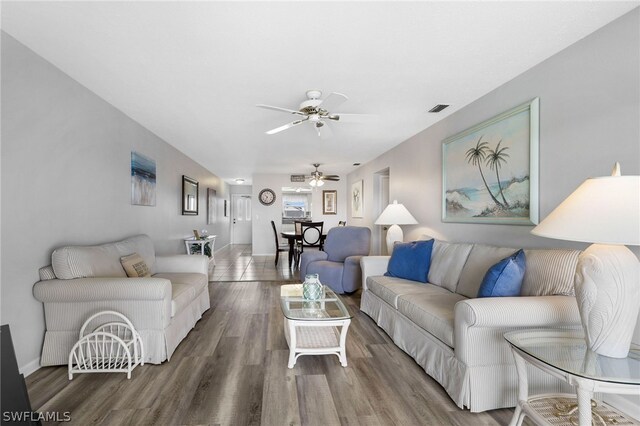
131,151 -> 156,206
351,180 -> 363,218
182,175 -> 199,215
207,188 -> 217,224
322,190 -> 337,215
442,98 -> 539,225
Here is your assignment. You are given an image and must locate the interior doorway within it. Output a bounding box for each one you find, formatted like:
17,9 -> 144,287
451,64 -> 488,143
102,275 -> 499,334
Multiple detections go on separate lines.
231,194 -> 252,244
373,168 -> 390,255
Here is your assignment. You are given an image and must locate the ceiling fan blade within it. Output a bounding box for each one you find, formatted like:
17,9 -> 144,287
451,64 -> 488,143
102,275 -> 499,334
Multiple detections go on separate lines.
317,92 -> 348,112
266,118 -> 306,135
257,104 -> 305,116
329,113 -> 376,123
323,177 -> 340,181
323,175 -> 340,179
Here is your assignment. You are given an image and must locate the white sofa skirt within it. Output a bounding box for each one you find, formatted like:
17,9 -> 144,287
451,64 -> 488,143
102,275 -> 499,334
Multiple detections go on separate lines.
40,289 -> 210,366
361,289 -> 573,412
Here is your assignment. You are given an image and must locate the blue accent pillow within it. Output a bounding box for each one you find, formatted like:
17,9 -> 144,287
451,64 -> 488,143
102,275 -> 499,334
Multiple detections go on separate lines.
477,249 -> 526,298
384,239 -> 434,283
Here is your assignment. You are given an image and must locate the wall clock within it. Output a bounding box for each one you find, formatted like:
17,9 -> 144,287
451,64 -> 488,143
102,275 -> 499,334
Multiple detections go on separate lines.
259,188 -> 276,206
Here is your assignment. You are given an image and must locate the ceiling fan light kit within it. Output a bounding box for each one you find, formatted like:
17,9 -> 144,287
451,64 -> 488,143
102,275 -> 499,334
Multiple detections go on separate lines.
257,90 -> 373,138
306,163 -> 339,188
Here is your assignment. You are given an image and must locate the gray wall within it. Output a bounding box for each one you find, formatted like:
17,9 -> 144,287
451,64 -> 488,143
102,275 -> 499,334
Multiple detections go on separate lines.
347,9 -> 639,416
1,33 -> 231,373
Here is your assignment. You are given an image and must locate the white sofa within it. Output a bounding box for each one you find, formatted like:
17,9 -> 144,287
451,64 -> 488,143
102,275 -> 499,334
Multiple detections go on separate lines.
360,240 -> 584,412
33,234 -> 210,366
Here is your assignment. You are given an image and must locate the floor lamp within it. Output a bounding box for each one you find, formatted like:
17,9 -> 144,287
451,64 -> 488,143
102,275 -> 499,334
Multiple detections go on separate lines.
531,163 -> 640,358
375,200 -> 418,254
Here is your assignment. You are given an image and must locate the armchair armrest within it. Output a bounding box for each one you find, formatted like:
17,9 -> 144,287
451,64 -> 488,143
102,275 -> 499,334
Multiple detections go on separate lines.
454,295 -> 581,366
155,255 -> 208,276
360,256 -> 390,291
33,277 -> 172,303
300,251 -> 329,276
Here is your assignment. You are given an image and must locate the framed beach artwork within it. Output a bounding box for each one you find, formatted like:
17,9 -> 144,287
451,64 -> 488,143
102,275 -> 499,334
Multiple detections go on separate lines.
351,180 -> 363,218
322,190 -> 337,215
131,151 -> 156,206
442,98 -> 539,225
207,188 -> 217,224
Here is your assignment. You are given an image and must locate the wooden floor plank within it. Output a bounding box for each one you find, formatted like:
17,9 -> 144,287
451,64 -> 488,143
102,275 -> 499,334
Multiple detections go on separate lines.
27,257 -> 521,425
295,375 -> 341,426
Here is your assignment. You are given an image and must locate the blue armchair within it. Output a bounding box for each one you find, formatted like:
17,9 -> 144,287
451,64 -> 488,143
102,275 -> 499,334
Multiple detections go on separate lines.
300,226 -> 371,294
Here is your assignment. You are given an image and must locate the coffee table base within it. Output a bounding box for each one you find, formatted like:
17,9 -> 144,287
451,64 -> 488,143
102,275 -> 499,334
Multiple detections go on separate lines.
283,318 -> 351,368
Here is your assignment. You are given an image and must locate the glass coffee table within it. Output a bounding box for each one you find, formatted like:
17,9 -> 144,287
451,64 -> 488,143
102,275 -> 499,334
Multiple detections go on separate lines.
280,284 -> 352,369
504,329 -> 640,426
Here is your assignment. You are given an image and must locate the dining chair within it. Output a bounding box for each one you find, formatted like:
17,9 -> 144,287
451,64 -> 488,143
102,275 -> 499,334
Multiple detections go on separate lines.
270,220 -> 289,266
296,221 -> 324,267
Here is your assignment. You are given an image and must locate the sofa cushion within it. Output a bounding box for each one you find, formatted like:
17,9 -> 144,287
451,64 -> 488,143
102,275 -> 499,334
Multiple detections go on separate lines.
478,249 -> 526,298
397,291 -> 467,348
169,283 -> 196,318
385,240 -> 434,283
153,272 -> 208,297
367,275 -> 450,308
153,273 -> 207,317
428,241 -> 473,292
521,249 -> 581,296
457,245 -> 519,298
51,234 -> 156,279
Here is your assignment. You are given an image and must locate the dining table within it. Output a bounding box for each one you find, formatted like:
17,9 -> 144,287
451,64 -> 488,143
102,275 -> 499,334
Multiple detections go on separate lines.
280,231 -> 327,268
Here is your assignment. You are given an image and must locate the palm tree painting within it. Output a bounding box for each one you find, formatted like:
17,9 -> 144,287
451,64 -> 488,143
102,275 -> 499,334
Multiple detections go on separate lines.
442,99 -> 539,225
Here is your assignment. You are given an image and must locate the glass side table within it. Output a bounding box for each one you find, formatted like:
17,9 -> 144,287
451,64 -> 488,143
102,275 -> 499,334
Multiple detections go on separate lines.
504,329 -> 640,426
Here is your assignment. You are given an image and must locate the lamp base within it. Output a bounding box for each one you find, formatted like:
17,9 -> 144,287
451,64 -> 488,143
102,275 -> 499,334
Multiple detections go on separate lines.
575,244 -> 640,358
386,224 -> 403,254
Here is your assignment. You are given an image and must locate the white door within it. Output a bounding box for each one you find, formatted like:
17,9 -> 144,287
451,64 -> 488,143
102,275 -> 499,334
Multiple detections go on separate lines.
231,194 -> 252,244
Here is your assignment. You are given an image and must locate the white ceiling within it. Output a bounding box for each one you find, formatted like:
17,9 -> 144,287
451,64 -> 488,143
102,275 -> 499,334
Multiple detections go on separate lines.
2,1 -> 638,184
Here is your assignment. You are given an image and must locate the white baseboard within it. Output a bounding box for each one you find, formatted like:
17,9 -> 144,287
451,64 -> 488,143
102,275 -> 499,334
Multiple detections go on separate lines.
213,243 -> 228,253
20,357 -> 41,377
605,394 -> 640,421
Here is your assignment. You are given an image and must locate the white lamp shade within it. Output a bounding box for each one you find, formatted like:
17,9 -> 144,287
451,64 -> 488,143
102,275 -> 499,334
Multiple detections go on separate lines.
531,175 -> 640,246
375,200 -> 418,225
309,178 -> 324,187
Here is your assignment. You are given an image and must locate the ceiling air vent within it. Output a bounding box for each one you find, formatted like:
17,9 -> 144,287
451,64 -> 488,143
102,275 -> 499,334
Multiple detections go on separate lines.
428,104 -> 450,113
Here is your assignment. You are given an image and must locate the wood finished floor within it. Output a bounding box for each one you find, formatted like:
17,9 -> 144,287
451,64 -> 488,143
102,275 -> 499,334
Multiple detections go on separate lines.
27,246 -> 527,426
26,280 -> 525,426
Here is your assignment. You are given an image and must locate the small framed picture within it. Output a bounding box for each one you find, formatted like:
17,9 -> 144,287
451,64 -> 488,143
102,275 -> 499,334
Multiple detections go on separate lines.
207,188 -> 217,224
322,190 -> 337,215
351,180 -> 363,218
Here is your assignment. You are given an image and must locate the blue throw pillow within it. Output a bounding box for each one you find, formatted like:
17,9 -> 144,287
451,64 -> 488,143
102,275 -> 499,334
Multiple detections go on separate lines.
477,249 -> 526,298
384,239 -> 434,283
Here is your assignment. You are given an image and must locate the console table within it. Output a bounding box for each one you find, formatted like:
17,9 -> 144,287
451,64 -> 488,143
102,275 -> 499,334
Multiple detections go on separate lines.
183,235 -> 216,266
504,329 -> 639,426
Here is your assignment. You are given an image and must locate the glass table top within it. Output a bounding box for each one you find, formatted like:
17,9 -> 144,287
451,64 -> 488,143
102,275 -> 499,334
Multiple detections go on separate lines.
504,329 -> 640,385
280,284 -> 352,321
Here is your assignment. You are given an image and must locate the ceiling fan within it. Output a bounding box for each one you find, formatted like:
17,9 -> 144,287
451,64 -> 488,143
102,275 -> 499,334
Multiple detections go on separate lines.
257,90 -> 372,138
306,163 -> 339,187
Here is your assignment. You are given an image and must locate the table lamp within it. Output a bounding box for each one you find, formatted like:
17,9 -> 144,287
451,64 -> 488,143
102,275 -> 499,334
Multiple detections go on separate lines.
531,162 -> 640,358
375,200 -> 418,254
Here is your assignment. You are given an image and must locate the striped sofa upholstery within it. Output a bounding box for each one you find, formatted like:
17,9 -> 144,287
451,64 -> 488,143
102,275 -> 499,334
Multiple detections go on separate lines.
33,235 -> 210,366
360,241 -> 582,413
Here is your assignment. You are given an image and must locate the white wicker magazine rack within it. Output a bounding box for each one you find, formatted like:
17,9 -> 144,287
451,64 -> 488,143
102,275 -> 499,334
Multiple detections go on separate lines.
68,311 -> 144,380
